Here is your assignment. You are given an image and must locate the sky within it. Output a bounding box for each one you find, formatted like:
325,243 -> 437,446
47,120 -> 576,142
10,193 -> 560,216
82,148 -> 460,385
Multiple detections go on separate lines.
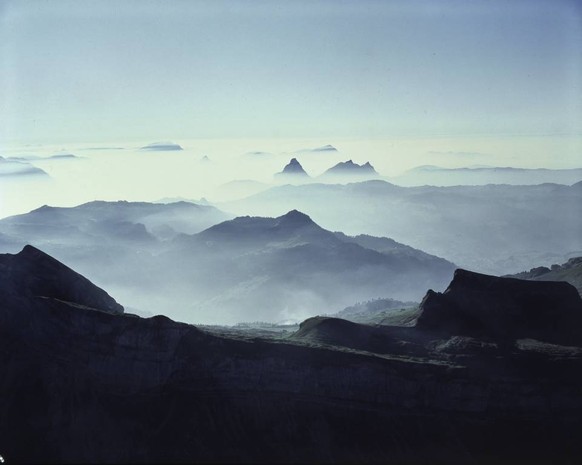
1,0 -> 581,145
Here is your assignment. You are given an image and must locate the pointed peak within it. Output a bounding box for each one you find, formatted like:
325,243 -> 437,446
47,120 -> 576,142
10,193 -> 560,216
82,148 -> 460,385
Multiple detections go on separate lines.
280,209 -> 312,221
277,158 -> 309,177
276,209 -> 316,227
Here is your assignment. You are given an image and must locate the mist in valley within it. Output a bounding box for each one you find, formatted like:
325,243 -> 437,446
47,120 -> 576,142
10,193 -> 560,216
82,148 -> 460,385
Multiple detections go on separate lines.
1,136 -> 581,324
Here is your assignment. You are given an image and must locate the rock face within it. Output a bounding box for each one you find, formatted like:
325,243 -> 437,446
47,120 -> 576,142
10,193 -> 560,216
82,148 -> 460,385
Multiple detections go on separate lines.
0,245 -> 124,314
1,251 -> 582,463
416,268 -> 582,345
275,157 -> 310,178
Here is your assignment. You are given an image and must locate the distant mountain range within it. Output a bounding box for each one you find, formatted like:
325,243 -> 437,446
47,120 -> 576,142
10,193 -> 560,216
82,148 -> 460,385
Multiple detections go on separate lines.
393,165 -> 582,186
0,202 -> 455,324
223,179 -> 582,275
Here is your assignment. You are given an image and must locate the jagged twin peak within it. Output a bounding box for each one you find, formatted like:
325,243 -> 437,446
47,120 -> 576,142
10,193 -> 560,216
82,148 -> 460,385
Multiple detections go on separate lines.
0,245 -> 124,314
416,268 -> 582,345
321,160 -> 379,177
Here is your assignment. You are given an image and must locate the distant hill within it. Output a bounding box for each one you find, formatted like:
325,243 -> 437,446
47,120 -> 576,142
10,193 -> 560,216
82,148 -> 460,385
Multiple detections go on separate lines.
0,200 -> 230,243
507,257 -> 582,296
393,165 -> 582,187
140,141 -> 183,151
0,157 -> 49,177
295,144 -> 338,154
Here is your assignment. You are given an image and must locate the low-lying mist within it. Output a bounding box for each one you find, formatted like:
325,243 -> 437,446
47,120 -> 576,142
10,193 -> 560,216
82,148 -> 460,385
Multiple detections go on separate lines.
1,136 -> 581,324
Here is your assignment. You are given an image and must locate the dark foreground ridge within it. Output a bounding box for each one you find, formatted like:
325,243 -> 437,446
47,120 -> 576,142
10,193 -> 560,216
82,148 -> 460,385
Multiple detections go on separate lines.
417,268 -> 582,345
0,245 -> 123,314
1,247 -> 582,463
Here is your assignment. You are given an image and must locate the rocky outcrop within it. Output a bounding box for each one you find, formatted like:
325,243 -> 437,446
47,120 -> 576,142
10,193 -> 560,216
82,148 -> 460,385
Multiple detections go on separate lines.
0,245 -> 123,314
416,268 -> 582,344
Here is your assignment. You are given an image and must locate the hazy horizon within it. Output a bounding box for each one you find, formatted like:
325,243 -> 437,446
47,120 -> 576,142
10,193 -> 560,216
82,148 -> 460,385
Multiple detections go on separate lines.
2,0 -> 581,145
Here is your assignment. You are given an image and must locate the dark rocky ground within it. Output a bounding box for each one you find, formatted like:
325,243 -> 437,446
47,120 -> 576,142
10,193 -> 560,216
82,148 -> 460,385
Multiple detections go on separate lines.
1,246 -> 582,463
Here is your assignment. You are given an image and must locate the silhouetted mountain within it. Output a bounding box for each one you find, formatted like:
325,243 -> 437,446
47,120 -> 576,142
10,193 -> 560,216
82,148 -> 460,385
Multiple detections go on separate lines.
275,158 -> 310,179
320,160 -> 379,179
194,209 -> 332,249
508,256 -> 582,296
224,180 -> 582,275
416,269 -> 582,345
0,245 -> 123,314
140,141 -> 183,151
2,253 -> 581,462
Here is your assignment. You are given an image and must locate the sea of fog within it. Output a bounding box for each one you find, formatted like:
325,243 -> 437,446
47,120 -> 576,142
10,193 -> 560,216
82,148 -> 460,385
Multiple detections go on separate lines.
1,135 -> 581,219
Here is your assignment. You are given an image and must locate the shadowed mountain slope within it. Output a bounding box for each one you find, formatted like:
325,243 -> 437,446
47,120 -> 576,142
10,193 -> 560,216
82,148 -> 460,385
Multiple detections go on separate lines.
0,245 -> 123,314
1,249 -> 582,463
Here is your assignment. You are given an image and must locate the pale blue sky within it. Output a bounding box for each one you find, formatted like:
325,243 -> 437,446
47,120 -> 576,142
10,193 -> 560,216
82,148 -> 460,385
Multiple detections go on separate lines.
1,0 -> 581,144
